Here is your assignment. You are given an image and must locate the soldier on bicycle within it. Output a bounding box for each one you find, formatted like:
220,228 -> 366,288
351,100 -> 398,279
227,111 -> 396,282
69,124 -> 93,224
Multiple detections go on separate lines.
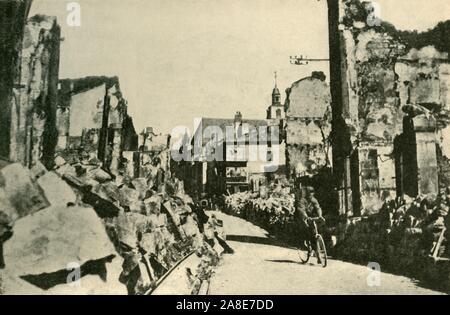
294,186 -> 325,264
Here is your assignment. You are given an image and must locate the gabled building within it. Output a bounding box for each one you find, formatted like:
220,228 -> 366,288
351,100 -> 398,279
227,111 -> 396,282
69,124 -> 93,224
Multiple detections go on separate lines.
177,111 -> 284,199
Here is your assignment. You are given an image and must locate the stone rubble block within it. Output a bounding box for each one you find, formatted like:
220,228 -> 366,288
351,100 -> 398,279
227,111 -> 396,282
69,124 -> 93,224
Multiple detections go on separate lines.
36,171 -> 77,207
132,178 -> 149,200
91,182 -> 121,205
54,163 -> 77,178
3,205 -> 118,276
30,162 -> 48,180
0,163 -> 50,226
139,233 -> 157,255
118,186 -> 141,208
54,156 -> 67,168
114,212 -> 150,249
144,195 -> 163,215
1,255 -> 127,295
181,215 -> 201,238
87,168 -> 112,183
163,201 -> 182,226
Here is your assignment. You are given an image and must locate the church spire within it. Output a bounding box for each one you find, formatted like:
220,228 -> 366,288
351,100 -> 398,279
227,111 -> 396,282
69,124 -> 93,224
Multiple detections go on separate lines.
272,71 -> 281,105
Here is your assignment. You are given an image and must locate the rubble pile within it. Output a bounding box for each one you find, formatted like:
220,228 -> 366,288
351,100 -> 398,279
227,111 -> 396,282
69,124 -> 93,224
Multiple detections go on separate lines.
0,153 -> 220,295
0,4 -> 219,293
333,194 -> 450,290
224,180 -> 296,239
0,161 -> 126,294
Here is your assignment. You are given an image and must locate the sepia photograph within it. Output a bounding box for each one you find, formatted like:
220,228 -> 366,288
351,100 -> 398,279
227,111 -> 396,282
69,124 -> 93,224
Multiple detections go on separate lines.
1,0 -> 450,298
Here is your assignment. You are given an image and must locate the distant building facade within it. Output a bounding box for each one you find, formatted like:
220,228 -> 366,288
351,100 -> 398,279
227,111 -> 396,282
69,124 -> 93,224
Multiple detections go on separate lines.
175,111 -> 284,199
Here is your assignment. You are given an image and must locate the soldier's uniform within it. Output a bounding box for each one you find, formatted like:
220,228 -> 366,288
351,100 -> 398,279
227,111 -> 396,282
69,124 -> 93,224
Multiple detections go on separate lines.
294,196 -> 323,222
294,189 -> 323,246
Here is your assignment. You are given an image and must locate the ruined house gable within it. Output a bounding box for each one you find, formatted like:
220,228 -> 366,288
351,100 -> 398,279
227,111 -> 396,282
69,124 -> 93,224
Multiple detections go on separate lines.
67,83 -> 106,137
57,76 -> 126,139
284,73 -> 332,177
285,75 -> 330,119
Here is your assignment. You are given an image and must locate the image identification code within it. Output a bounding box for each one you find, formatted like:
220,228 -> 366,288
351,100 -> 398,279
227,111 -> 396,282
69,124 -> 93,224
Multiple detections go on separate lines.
176,299 -> 274,312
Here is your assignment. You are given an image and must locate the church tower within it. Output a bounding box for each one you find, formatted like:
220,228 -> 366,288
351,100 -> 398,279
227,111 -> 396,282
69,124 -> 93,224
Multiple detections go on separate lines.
267,72 -> 285,120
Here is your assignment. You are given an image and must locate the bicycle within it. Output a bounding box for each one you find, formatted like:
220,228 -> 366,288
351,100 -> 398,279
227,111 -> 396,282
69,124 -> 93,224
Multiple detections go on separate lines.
297,217 -> 328,268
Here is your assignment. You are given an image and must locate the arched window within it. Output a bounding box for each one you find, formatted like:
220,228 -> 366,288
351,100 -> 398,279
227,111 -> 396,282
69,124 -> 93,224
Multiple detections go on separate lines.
276,108 -> 282,119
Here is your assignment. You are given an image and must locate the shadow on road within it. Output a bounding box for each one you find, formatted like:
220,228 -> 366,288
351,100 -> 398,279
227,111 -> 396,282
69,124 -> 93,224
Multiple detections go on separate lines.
265,259 -> 297,264
265,259 -> 317,267
226,234 -> 292,248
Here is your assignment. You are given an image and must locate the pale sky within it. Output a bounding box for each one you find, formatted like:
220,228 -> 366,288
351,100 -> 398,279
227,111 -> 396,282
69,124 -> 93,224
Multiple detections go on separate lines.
30,0 -> 450,134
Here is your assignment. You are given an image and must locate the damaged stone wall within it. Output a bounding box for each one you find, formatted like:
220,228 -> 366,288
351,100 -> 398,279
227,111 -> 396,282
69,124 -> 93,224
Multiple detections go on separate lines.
395,48 -> 450,191
0,0 -> 32,161
2,1 -> 60,167
327,0 -> 450,215
336,0 -> 405,215
284,72 -> 332,177
65,84 -> 106,139
56,77 -> 138,175
9,15 -> 60,169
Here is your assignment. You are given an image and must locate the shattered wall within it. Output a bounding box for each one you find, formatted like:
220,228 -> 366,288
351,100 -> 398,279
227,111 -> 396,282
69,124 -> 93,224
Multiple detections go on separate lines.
285,72 -> 330,118
9,15 -> 60,169
284,73 -> 331,177
66,84 -> 105,137
55,105 -> 70,150
340,1 -> 404,215
327,0 -> 450,215
56,77 -> 138,175
398,50 -> 450,189
395,48 -> 449,195
140,132 -> 170,152
0,1 -> 60,169
0,0 -> 32,161
122,115 -> 139,152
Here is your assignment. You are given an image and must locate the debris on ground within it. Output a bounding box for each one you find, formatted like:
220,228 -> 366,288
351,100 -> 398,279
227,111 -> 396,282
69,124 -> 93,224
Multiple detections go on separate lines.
0,148 -> 221,295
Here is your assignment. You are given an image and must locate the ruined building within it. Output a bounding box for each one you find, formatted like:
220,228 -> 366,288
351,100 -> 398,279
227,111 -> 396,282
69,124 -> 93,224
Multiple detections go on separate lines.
327,0 -> 450,215
0,0 -> 32,161
0,0 -> 60,168
395,48 -> 450,198
56,76 -> 138,176
0,2 -> 218,295
122,127 -> 170,181
284,71 -> 332,178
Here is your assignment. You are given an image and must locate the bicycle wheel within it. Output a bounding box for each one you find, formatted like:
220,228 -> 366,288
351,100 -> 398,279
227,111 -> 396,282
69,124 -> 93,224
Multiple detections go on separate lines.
315,234 -> 327,268
297,241 -> 311,264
